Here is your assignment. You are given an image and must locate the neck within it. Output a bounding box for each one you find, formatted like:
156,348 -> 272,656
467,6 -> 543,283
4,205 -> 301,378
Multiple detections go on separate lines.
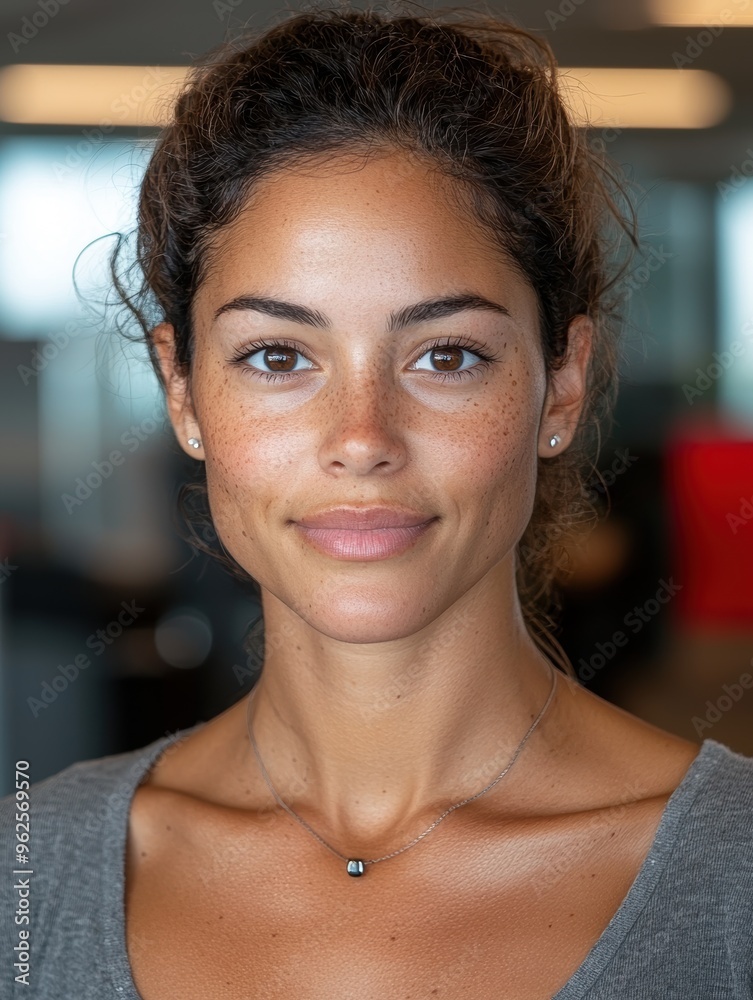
244,568 -> 560,853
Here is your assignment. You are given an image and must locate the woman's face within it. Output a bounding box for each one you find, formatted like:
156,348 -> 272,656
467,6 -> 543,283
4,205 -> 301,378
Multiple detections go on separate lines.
159,149 -> 588,642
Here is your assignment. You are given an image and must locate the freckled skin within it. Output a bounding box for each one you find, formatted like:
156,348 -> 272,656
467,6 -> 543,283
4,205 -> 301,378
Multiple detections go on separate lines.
172,152 -> 556,643
152,149 -> 697,846
129,164 -> 703,997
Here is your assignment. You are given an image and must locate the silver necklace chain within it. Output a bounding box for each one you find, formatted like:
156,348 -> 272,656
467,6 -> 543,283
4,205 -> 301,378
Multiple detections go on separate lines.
245,664 -> 558,877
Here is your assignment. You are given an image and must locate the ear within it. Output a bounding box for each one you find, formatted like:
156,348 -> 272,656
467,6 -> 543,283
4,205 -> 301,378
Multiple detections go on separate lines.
537,314 -> 593,458
152,322 -> 204,460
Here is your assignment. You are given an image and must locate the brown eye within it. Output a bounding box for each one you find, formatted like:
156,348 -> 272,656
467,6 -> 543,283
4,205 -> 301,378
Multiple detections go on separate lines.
236,341 -> 316,378
430,347 -> 463,372
412,344 -> 480,375
263,348 -> 298,372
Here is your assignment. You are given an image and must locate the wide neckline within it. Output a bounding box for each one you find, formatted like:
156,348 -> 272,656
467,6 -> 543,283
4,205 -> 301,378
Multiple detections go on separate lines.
102,728 -> 726,999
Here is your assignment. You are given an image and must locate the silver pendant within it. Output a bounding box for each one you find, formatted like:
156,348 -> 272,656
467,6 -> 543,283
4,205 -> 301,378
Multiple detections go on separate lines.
346,859 -> 365,876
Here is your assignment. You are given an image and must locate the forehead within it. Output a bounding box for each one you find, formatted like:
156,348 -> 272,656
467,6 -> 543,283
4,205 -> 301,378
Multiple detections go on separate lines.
195,149 -> 538,324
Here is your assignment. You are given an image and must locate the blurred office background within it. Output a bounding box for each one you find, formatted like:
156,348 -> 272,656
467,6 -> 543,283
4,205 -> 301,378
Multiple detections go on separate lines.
1,0 -> 752,791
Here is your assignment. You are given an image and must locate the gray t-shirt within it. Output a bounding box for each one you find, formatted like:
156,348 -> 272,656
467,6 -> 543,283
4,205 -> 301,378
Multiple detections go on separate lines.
2,726 -> 752,998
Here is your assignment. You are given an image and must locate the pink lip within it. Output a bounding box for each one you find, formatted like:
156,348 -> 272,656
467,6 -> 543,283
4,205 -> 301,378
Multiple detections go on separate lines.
292,507 -> 438,561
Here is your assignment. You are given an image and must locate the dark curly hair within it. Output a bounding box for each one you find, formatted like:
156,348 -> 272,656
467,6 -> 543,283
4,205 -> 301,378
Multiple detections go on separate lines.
111,1 -> 637,678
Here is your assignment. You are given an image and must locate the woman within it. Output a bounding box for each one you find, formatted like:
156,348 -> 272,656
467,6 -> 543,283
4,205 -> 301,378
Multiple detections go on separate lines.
2,4 -> 752,998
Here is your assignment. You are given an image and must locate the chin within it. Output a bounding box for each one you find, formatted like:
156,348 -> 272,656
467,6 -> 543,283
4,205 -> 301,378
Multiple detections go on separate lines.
273,582 -> 445,642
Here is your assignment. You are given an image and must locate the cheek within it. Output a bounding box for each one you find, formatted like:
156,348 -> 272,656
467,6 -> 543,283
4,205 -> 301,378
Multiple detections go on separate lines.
202,417 -> 298,534
193,357 -> 292,488
190,365 -> 288,543
450,379 -> 542,545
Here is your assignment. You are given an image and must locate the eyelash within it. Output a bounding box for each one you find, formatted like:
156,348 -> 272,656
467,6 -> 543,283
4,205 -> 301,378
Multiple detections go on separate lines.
226,336 -> 501,384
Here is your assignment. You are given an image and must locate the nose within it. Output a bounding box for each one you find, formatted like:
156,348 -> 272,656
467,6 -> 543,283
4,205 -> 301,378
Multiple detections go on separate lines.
316,372 -> 408,478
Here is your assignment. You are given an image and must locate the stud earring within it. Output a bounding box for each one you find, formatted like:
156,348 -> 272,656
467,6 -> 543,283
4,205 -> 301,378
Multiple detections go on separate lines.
549,434 -> 561,448
187,437 -> 201,450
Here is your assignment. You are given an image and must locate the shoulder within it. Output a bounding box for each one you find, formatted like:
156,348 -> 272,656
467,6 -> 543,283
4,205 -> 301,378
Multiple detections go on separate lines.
0,729 -> 200,996
553,675 -> 752,816
0,726 -> 203,875
0,726 -> 205,994
651,737 -> 753,928
680,738 -> 753,843
3,733 -> 181,829
569,739 -> 753,998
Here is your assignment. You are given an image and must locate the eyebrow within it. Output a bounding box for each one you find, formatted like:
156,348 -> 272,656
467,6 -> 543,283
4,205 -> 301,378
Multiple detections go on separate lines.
213,292 -> 510,333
